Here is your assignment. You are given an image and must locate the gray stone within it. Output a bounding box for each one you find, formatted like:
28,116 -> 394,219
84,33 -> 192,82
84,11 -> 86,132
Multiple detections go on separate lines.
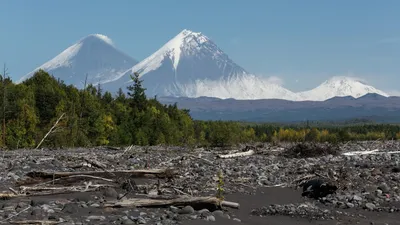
137,216 -> 146,224
179,206 -> 195,214
31,208 -> 44,216
87,215 -> 106,221
233,218 -> 241,222
352,195 -> 362,201
365,203 -> 376,211
212,210 -> 224,217
198,208 -> 210,214
103,187 -> 119,199
169,206 -> 179,213
378,183 -> 390,193
122,218 -> 135,225
206,215 -> 216,221
190,215 -> 198,220
90,203 -> 100,207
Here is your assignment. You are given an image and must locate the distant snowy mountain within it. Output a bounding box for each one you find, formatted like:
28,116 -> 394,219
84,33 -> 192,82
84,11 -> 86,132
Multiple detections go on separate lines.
103,29 -> 299,100
19,31 -> 391,102
298,76 -> 389,101
18,34 -> 137,88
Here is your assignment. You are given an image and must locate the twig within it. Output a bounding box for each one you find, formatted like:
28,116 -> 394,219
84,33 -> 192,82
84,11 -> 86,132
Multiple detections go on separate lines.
314,172 -> 330,180
172,187 -> 190,196
8,187 -> 18,195
122,145 -> 133,155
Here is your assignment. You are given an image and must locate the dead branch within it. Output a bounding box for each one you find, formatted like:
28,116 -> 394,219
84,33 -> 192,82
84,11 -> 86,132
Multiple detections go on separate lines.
0,206 -> 31,223
36,113 -> 65,149
103,196 -> 239,209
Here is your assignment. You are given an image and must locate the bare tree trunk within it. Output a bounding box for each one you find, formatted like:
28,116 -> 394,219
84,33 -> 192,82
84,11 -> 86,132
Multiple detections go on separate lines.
2,63 -> 8,147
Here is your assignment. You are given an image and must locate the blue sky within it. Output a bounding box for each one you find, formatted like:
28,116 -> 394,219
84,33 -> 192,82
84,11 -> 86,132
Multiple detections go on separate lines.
1,0 -> 399,93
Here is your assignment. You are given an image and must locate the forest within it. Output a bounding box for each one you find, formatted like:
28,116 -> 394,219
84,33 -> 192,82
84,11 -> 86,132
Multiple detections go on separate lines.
1,69 -> 400,149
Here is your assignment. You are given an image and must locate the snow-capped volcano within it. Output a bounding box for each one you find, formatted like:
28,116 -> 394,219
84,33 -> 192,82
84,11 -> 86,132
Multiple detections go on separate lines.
298,76 -> 389,101
18,34 -> 137,88
103,29 -> 299,100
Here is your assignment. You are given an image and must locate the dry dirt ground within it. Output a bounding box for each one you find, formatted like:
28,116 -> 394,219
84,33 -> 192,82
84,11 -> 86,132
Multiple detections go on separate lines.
0,141 -> 400,225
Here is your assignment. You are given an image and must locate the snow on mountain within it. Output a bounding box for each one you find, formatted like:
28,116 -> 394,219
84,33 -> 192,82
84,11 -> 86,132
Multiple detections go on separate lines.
170,74 -> 300,100
298,76 -> 389,101
103,29 -> 299,100
18,34 -> 137,88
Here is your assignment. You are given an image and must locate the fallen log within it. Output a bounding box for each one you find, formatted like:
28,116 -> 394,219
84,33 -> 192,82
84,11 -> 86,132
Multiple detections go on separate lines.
218,150 -> 255,159
25,168 -> 175,180
103,196 -> 239,209
16,174 -> 116,186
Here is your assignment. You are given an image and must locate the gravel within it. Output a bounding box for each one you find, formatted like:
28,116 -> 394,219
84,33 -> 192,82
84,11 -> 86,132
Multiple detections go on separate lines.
0,141 -> 400,224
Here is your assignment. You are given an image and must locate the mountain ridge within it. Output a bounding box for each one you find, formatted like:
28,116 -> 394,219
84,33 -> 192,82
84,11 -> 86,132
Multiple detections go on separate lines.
20,29 -> 392,101
158,93 -> 400,123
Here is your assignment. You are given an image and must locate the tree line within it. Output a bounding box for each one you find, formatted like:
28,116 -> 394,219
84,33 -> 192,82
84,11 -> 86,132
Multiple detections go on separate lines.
1,69 -> 400,149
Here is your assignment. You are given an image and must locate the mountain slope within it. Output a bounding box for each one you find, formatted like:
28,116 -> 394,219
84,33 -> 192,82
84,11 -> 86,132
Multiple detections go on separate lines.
159,94 -> 400,123
298,76 -> 389,101
103,29 -> 299,100
19,34 -> 138,88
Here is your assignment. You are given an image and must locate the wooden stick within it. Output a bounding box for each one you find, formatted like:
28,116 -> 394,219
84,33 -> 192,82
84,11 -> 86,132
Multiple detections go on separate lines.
103,196 -> 239,209
36,113 -> 65,149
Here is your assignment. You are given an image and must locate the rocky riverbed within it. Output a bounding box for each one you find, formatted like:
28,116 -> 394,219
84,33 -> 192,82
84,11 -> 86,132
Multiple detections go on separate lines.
0,141 -> 400,224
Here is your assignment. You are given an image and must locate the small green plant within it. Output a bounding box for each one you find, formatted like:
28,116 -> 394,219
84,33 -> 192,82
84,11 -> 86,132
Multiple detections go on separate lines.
216,170 -> 224,201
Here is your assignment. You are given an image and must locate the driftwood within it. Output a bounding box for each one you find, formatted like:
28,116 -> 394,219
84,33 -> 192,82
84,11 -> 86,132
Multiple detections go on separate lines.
19,183 -> 114,194
218,150 -> 255,159
2,183 -> 115,199
16,174 -> 117,186
103,196 -> 239,209
25,168 -> 175,180
9,220 -> 62,225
